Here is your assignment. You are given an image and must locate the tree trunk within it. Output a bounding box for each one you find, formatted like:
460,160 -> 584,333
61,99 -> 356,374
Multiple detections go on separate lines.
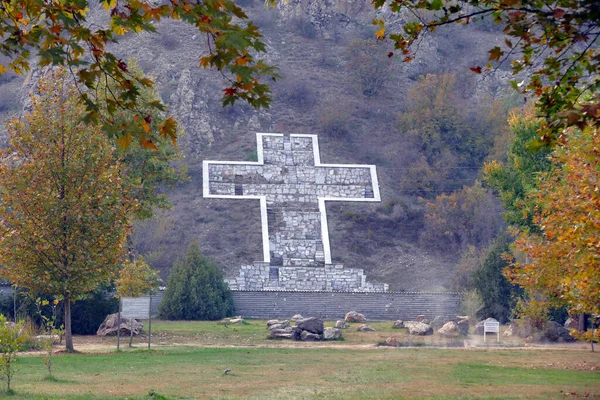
64,293 -> 74,352
579,314 -> 587,332
129,320 -> 134,347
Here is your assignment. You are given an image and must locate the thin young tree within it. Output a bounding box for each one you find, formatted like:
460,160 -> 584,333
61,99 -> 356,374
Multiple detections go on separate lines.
0,69 -> 135,352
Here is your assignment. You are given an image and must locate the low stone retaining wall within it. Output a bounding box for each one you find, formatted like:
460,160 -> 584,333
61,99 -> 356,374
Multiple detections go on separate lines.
227,263 -> 387,292
231,290 -> 462,321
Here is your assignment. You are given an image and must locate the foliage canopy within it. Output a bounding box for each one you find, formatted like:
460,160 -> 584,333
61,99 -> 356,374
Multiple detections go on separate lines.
0,71 -> 135,350
159,243 -> 234,321
373,0 -> 600,144
507,127 -> 600,319
0,0 -> 278,146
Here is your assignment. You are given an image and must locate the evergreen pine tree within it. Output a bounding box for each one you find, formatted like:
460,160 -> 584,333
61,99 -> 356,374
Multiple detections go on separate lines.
159,243 -> 234,320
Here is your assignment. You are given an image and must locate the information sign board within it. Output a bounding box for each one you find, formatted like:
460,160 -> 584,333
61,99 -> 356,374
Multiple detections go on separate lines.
484,321 -> 500,333
121,297 -> 151,319
483,320 -> 500,343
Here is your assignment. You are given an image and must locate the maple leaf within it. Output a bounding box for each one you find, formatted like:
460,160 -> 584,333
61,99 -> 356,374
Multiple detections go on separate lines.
488,46 -> 503,62
470,66 -> 482,74
117,59 -> 128,72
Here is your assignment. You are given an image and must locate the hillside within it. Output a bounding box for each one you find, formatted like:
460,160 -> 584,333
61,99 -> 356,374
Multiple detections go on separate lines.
0,0 -> 514,291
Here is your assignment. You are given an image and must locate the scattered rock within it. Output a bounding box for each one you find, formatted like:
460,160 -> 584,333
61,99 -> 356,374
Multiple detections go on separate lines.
503,320 -> 575,342
267,319 -> 285,326
385,336 -> 397,347
564,317 -> 579,330
269,327 -> 294,339
97,313 -> 143,336
542,321 -> 575,342
290,314 -> 304,322
228,317 -> 244,324
474,321 -> 484,335
323,327 -> 342,340
300,330 -> 321,341
345,311 -> 366,323
268,321 -> 290,331
295,317 -> 324,334
456,316 -> 470,336
406,321 -> 433,336
503,319 -> 531,338
357,324 -> 376,332
335,320 -> 349,329
437,321 -> 460,337
392,320 -> 404,329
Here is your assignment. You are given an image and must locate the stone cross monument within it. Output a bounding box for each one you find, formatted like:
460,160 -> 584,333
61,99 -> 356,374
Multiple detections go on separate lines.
203,133 -> 387,291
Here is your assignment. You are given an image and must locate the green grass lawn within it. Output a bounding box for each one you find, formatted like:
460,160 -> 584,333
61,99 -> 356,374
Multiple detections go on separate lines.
4,346 -> 599,399
0,320 -> 598,399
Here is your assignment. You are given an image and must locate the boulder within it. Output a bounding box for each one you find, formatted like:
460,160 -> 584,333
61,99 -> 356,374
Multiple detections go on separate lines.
335,320 -> 349,329
357,324 -> 376,332
542,321 -> 575,342
345,311 -> 366,323
437,321 -> 460,337
415,315 -> 426,323
300,330 -> 321,341
97,313 -> 143,336
323,327 -> 342,340
385,336 -> 398,347
269,327 -> 294,339
291,326 -> 303,341
392,320 -> 405,329
227,316 -> 244,324
290,314 -> 304,322
406,321 -> 433,336
267,319 -> 286,326
564,317 -> 579,330
503,319 -> 532,338
457,317 -> 470,336
268,321 -> 291,331
295,317 -> 324,334
474,321 -> 485,335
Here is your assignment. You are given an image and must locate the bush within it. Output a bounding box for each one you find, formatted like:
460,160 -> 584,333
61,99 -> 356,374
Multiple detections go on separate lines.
472,237 -> 522,323
0,315 -> 27,393
346,39 -> 394,97
66,285 -> 118,335
318,103 -> 350,138
159,243 -> 234,320
291,16 -> 317,39
275,80 -> 317,111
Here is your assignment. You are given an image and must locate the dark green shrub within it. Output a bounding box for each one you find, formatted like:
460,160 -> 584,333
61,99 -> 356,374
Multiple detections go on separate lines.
472,236 -> 522,323
68,285 -> 118,335
159,243 -> 234,320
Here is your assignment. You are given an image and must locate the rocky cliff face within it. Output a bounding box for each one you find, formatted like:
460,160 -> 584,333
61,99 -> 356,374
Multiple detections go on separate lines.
0,1 -> 511,291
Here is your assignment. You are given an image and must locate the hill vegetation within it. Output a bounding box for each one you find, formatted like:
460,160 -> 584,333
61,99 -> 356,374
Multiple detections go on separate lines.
0,0 -> 525,293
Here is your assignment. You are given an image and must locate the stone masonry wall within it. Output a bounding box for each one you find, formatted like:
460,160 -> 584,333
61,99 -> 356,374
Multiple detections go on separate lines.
231,291 -> 462,321
226,262 -> 387,292
206,133 -> 383,291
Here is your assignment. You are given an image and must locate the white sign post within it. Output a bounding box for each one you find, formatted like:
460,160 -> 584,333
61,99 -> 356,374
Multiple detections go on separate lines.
483,320 -> 500,343
119,296 -> 152,350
